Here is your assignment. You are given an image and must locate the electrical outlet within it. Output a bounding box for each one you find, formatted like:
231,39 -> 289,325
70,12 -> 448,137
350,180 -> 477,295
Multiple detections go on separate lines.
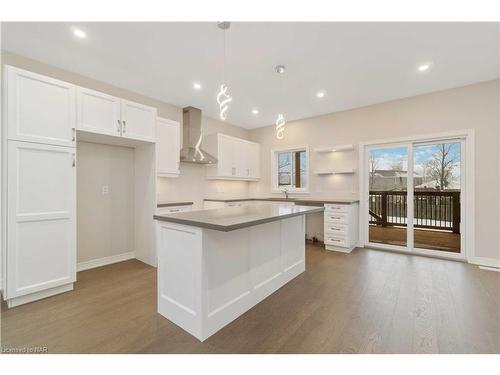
216,186 -> 224,193
101,185 -> 109,195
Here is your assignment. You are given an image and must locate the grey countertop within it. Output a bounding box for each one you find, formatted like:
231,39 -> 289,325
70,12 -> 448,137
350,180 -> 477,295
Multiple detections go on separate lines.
157,201 -> 194,208
154,204 -> 324,231
203,197 -> 359,205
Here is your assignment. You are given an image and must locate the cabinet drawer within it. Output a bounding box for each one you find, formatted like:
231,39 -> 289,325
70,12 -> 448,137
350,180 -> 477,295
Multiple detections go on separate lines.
324,223 -> 347,236
157,205 -> 192,215
324,235 -> 347,247
325,204 -> 348,213
324,212 -> 348,224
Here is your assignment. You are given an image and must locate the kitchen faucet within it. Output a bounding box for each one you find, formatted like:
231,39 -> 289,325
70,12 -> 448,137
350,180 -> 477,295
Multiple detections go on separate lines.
284,189 -> 289,200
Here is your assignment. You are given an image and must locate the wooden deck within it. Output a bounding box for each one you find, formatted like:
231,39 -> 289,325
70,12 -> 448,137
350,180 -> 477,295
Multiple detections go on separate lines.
369,225 -> 460,252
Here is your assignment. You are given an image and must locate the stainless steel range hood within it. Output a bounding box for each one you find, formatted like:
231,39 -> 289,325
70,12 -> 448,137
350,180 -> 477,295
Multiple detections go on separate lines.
180,106 -> 217,164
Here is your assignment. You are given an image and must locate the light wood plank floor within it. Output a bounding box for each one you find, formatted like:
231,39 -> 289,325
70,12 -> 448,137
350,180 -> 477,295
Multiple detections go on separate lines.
1,244 -> 499,354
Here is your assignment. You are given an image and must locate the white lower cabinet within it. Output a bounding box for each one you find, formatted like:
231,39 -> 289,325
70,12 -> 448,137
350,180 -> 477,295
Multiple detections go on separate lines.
323,203 -> 359,253
156,205 -> 192,215
5,141 -> 76,306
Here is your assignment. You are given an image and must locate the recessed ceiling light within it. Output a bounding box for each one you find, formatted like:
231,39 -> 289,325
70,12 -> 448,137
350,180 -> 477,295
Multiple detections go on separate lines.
72,28 -> 86,38
251,108 -> 259,115
418,63 -> 432,72
193,82 -> 202,90
316,91 -> 326,98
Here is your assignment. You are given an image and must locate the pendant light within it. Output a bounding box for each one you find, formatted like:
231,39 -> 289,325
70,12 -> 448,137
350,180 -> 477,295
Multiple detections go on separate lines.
275,65 -> 286,139
216,21 -> 233,121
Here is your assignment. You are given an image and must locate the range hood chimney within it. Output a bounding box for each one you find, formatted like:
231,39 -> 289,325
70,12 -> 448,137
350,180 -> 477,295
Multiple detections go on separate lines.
180,106 -> 217,164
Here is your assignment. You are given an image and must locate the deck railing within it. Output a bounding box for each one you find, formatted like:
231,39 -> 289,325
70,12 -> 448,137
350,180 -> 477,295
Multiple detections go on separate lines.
369,190 -> 460,233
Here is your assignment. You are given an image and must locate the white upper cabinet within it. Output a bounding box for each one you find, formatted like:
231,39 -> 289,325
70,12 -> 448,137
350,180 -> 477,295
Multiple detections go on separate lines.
76,87 -> 121,137
205,133 -> 260,181
6,141 -> 76,299
248,142 -> 260,179
121,99 -> 157,142
76,87 -> 157,143
156,117 -> 180,177
6,66 -> 76,147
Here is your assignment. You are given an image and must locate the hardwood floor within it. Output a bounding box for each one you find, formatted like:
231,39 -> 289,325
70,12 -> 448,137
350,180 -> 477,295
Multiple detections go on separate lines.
1,244 -> 499,353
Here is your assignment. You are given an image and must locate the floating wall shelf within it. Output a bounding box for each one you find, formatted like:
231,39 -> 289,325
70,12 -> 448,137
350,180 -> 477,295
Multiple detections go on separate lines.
314,168 -> 356,175
314,144 -> 355,153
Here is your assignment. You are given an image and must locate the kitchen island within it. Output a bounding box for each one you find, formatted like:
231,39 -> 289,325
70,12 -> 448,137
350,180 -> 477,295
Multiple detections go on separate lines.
154,203 -> 324,341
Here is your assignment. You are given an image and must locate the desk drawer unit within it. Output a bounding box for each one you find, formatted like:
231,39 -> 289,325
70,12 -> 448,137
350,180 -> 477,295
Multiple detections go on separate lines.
323,202 -> 359,253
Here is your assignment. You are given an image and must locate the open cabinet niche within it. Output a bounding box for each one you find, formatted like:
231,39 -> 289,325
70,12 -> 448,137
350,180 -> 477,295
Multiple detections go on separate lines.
76,132 -> 157,270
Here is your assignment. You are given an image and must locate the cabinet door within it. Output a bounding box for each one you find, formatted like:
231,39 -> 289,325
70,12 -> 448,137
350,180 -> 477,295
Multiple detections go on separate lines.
218,135 -> 235,177
6,141 -> 76,299
234,138 -> 248,178
248,142 -> 260,179
121,99 -> 157,142
76,87 -> 121,137
156,117 -> 180,176
6,66 -> 76,147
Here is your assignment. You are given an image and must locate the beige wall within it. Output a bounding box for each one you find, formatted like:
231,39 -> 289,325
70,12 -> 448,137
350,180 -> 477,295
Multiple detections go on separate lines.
76,142 -> 135,263
1,51 -> 251,263
249,80 -> 500,262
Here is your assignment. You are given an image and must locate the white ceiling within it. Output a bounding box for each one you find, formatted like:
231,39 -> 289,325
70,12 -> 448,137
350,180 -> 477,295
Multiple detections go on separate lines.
2,22 -> 498,129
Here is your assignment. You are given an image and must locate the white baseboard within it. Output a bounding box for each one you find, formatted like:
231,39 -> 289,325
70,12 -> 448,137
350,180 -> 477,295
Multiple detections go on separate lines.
77,252 -> 135,272
7,283 -> 73,308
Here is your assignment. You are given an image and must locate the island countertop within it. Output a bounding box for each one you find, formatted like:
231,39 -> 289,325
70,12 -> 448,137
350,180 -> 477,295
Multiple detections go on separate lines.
154,203 -> 324,231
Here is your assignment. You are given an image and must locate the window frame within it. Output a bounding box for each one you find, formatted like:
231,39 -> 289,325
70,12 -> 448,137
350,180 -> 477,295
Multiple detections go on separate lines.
270,145 -> 310,194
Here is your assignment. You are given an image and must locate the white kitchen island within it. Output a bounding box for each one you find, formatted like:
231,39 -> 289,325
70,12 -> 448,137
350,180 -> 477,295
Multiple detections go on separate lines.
154,203 -> 324,341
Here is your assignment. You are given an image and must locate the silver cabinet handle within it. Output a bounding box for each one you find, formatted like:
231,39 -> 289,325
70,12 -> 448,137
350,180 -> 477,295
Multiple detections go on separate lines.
72,127 -> 76,142
117,120 -> 121,133
72,153 -> 76,167
122,120 -> 126,133
169,209 -> 180,213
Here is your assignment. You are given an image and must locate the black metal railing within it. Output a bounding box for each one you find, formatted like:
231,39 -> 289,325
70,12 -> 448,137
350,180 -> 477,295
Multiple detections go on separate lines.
369,190 -> 460,233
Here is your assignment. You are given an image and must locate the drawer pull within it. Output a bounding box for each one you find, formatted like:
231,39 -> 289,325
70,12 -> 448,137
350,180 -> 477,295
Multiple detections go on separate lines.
169,209 -> 180,213
328,238 -> 342,243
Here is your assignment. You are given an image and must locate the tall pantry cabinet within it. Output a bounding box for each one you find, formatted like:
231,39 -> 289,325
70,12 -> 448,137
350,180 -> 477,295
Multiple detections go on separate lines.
2,66 -> 77,307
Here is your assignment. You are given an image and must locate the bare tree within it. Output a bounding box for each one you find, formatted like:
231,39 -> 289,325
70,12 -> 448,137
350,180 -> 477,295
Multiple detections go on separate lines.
369,155 -> 380,186
423,144 -> 458,190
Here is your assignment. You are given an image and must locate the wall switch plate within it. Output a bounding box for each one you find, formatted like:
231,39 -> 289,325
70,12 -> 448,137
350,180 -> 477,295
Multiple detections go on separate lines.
101,185 -> 109,195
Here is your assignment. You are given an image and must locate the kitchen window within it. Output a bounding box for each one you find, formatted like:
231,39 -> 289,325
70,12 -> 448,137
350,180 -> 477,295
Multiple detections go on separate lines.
271,146 -> 309,193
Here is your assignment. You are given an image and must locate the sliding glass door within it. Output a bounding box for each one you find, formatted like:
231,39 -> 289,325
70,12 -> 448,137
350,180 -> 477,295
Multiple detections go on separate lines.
366,139 -> 464,258
412,141 -> 463,253
368,145 -> 409,247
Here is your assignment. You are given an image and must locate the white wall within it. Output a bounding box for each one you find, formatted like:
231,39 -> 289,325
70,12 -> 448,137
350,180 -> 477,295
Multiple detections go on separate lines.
249,80 -> 500,264
77,142 -> 135,263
